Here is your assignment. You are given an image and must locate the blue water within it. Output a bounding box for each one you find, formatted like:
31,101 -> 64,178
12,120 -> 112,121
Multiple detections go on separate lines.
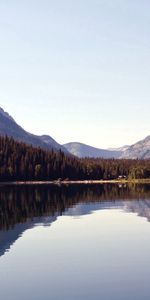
0,184 -> 150,300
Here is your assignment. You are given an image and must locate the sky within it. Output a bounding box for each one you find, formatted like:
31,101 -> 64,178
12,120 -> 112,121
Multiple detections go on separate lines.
0,0 -> 150,148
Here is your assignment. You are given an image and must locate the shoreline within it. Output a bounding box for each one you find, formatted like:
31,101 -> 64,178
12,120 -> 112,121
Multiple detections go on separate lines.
0,179 -> 150,186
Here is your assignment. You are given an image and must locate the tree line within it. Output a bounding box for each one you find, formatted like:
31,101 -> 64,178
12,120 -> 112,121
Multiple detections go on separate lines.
0,135 -> 150,181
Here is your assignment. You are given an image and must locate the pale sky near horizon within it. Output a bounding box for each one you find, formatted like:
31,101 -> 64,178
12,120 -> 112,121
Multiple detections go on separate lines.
0,0 -> 150,148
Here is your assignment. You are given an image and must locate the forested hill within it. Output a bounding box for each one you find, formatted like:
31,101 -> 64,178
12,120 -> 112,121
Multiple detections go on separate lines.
0,136 -> 83,181
0,107 -> 68,153
0,136 -> 150,181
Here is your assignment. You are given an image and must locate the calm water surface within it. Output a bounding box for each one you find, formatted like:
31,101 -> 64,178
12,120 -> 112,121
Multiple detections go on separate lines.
0,184 -> 150,300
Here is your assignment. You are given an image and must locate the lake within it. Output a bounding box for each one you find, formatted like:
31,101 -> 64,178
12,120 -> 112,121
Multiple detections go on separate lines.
0,183 -> 150,300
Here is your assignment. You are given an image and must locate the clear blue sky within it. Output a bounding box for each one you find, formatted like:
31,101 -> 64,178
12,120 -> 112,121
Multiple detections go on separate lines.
0,0 -> 149,148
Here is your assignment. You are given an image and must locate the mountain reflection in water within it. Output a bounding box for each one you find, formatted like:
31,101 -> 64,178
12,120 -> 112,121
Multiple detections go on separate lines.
0,183 -> 150,257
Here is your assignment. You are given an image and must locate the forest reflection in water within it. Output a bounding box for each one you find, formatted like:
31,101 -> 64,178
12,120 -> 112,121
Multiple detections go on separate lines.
0,183 -> 150,231
1,183 -> 150,300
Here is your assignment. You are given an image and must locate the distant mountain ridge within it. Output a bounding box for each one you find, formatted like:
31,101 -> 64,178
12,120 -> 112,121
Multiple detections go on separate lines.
0,107 -> 149,159
64,137 -> 150,159
108,145 -> 129,152
0,107 -> 68,153
120,135 -> 150,159
63,142 -> 122,158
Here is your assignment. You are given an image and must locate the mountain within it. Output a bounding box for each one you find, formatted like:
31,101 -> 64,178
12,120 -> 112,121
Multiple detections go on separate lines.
64,137 -> 150,159
0,107 -> 149,159
0,107 -> 68,153
63,142 -> 122,158
121,136 -> 150,159
108,145 -> 129,152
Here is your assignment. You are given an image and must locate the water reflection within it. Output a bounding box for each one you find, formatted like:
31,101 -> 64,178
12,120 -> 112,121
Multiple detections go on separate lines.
0,183 -> 150,257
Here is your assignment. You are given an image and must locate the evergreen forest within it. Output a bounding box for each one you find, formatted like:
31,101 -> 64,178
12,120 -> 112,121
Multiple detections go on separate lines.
0,136 -> 150,181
